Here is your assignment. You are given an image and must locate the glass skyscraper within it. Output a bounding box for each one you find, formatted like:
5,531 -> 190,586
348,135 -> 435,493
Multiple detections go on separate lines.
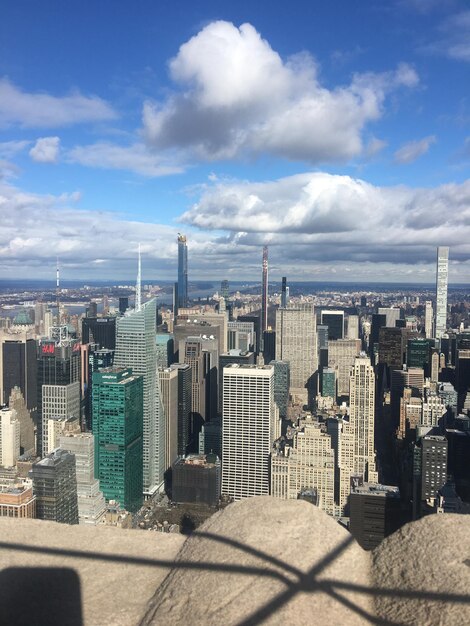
114,299 -> 165,496
92,367 -> 143,513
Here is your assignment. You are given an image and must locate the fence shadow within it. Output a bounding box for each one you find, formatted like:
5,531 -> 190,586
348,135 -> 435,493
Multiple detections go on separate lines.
0,528 -> 469,626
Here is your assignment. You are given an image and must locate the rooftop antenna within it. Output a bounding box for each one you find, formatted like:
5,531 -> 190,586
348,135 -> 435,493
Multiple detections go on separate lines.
135,243 -> 142,311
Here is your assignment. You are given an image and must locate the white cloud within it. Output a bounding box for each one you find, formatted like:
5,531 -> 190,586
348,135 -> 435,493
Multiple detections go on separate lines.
419,11 -> 470,62
2,173 -> 470,283
181,171 -> 470,268
394,135 -> 436,164
0,140 -> 31,158
67,142 -> 184,177
143,21 -> 418,164
0,78 -> 117,128
29,136 -> 60,163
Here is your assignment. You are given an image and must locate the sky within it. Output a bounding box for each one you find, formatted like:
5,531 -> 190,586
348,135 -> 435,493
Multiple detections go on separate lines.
1,0 -> 470,284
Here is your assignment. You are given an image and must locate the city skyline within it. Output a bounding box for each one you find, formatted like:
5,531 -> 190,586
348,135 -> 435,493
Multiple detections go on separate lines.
1,2 -> 470,282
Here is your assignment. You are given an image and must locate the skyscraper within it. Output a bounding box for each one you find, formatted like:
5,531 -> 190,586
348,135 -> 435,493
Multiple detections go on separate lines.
436,246 -> 449,339
275,302 -> 317,405
114,298 -> 164,496
424,300 -> 433,339
281,277 -> 288,308
177,234 -> 188,309
321,310 -> 345,340
31,448 -> 79,524
339,355 -> 378,512
93,367 -> 143,512
222,364 -> 278,499
261,246 -> 268,337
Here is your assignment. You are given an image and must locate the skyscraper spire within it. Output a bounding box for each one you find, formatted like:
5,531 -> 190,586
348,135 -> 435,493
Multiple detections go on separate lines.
135,243 -> 142,312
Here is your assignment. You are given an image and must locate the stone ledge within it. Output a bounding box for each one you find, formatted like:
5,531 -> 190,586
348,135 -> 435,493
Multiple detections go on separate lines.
0,499 -> 469,626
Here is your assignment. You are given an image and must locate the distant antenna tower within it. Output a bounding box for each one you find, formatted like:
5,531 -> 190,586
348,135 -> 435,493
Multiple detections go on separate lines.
135,243 -> 142,311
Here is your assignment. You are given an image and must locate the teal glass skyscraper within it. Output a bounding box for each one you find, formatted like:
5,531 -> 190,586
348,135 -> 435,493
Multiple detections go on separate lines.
177,234 -> 188,308
92,367 -> 143,513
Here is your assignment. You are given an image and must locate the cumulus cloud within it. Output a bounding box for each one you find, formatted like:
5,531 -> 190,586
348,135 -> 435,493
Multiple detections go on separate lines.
394,135 -> 436,164
0,78 -> 117,128
181,171 -> 470,268
67,142 -> 183,177
2,173 -> 470,283
29,136 -> 60,163
142,21 -> 418,164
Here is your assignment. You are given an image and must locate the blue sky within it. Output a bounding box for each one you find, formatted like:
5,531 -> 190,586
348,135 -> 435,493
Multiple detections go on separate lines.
1,0 -> 469,282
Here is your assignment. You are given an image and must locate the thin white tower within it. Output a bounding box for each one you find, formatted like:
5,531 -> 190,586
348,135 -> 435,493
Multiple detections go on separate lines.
135,243 -> 142,312
435,246 -> 449,340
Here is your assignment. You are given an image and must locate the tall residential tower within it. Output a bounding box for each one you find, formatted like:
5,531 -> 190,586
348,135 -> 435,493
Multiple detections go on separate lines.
435,246 -> 449,340
177,234 -> 188,309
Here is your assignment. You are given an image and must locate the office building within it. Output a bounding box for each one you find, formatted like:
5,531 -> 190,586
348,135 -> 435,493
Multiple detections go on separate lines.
31,448 -> 79,524
320,367 -> 336,400
262,329 -> 276,364
349,482 -> 401,550
238,315 -> 261,354
222,364 -> 278,499
172,453 -> 221,507
407,338 -> 432,373
339,356 -> 378,513
0,407 -> 20,467
281,277 -> 288,308
321,310 -> 344,340
220,280 -> 229,300
227,320 -> 255,353
271,418 -> 335,516
158,365 -> 179,471
413,435 -> 448,518
378,307 -> 402,329
175,363 -> 191,456
177,234 -> 188,309
0,486 -> 36,519
93,367 -> 143,512
276,303 -> 317,404
270,360 -> 290,419
327,339 -> 361,398
37,332 -> 81,457
85,347 -> 114,430
119,297 -> 129,315
81,317 -> 116,350
347,315 -> 359,340
199,416 -> 222,458
378,327 -> 406,371
41,382 -> 80,456
156,333 -> 172,368
59,432 -> 106,525
219,350 -> 255,412
8,386 -> 35,456
435,246 -> 449,340
114,299 -> 164,496
1,336 -> 37,410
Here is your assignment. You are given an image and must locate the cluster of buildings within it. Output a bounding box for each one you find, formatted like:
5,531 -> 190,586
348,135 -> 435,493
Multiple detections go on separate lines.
0,242 -> 468,549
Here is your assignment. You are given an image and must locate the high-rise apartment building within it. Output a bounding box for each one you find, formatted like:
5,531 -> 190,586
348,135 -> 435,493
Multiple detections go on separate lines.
435,246 -> 449,340
281,277 -> 288,308
114,299 -> 164,496
177,234 -> 188,309
339,355 -> 378,512
275,303 -> 317,404
31,448 -> 79,524
222,364 -> 278,499
92,367 -> 143,512
261,246 -> 269,338
59,432 -> 106,525
425,300 -> 433,339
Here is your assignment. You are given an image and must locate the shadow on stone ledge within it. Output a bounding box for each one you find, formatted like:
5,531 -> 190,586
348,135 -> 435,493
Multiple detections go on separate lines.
0,497 -> 469,625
